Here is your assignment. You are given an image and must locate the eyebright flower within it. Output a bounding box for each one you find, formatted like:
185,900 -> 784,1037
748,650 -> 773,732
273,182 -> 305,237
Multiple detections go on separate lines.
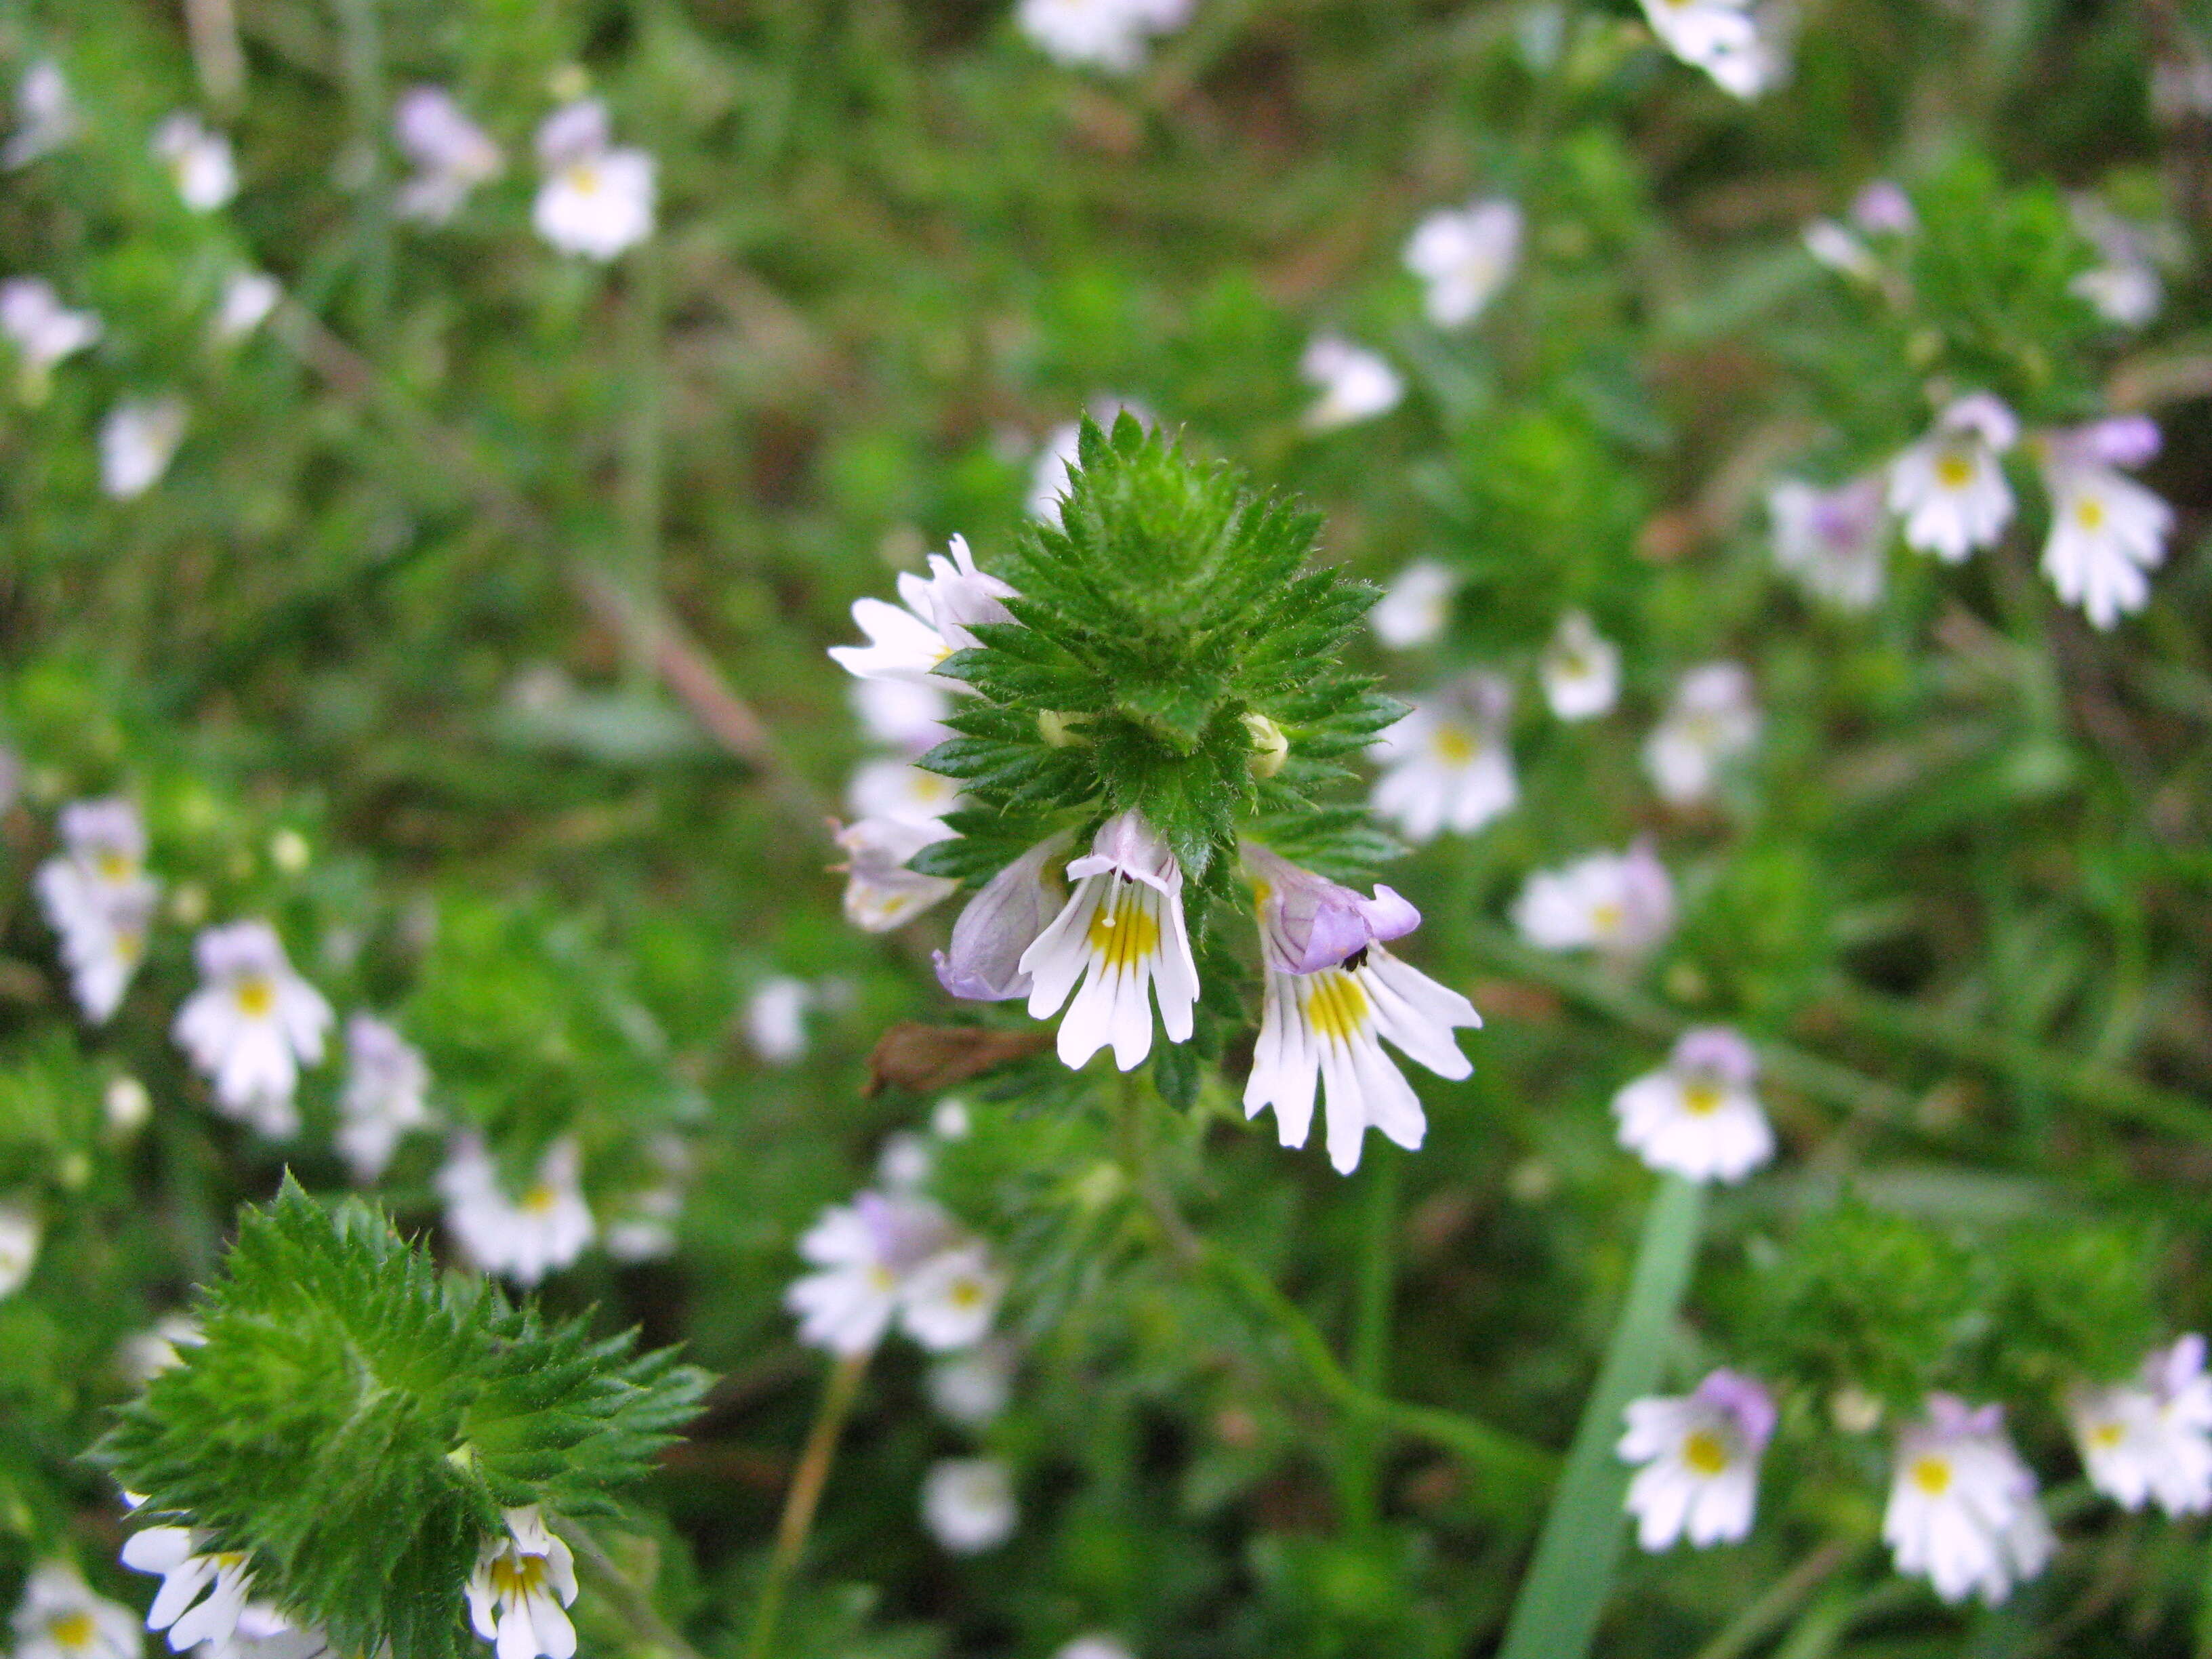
120,1526 -> 254,1654
532,100 -> 655,261
211,272 -> 281,346
785,1190 -> 1001,1356
2034,415 -> 2173,630
173,921 -> 333,1138
934,831 -> 1071,1001
152,114 -> 237,211
1767,474 -> 1889,610
1015,0 -> 1194,73
832,817 -> 959,933
744,976 -> 813,1064
117,1314 -> 203,1386
1368,560 -> 1456,651
830,534 -> 1019,685
2068,195 -> 2169,329
194,1602 -> 324,1659
1299,335 -> 1404,432
1643,661 -> 1760,807
851,675 -> 955,752
1053,1639 -> 1135,1659
1618,1368 -> 1776,1550
1887,393 -> 2018,563
1018,810 -> 1198,1073
1512,842 -> 1677,960
1636,0 -> 1780,98
335,1013 -> 435,1183
1883,1395 -> 2054,1606
393,86 -> 503,224
10,1564 -> 140,1659
1370,672 -> 1518,843
37,798 -> 159,1025
921,1457 -> 1018,1554
929,1338 -> 1017,1428
1403,197 -> 1522,329
1242,845 -> 1480,1174
1612,1027 -> 1774,1184
901,1243 -> 1010,1352
2069,1334 -> 2212,1517
1539,611 -> 1622,721
846,756 -> 963,827
437,1136 -> 596,1287
0,1201 -> 40,1298
466,1507 -> 578,1659
101,397 -> 188,500
1,277 -> 100,400
4,61 -> 77,169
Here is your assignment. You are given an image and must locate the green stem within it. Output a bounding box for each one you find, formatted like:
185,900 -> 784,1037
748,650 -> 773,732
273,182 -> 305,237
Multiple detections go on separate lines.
742,1349 -> 869,1659
1338,1151 -> 1401,1533
1688,1540 -> 1865,1659
1496,1173 -> 1707,1659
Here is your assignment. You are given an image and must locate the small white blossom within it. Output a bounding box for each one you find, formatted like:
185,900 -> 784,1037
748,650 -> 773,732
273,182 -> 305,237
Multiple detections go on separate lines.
2069,197 -> 2172,329
1019,810 -> 1198,1073
1404,198 -> 1522,329
335,1013 -> 435,1182
11,1564 -> 140,1659
1,277 -> 100,399
1054,1637 -> 1135,1659
1512,842 -> 1677,959
1636,0 -> 1780,98
1619,1369 -> 1776,1549
832,816 -> 960,933
1299,335 -> 1403,432
1768,474 -> 1889,610
36,798 -> 159,1025
846,757 -> 963,827
466,1508 -> 577,1659
1887,393 -> 2018,562
195,1603 -> 325,1659
745,976 -> 813,1064
120,1528 -> 254,1654
1540,611 -> 1622,720
106,1076 -> 152,1136
173,921 -> 332,1138
933,1097 -> 972,1139
830,535 -> 1017,684
117,1315 -> 202,1386
785,1191 -> 1000,1356
877,1130 -> 934,1191
1883,1395 -> 2053,1606
211,272 -> 281,345
1803,219 -> 1877,282
2069,1334 -> 2212,1517
851,675 -> 954,752
1368,561 -> 1457,651
1643,661 -> 1760,806
101,397 -> 188,501
0,1202 -> 40,1298
394,87 -> 503,224
2036,415 -> 2173,630
922,1457 -> 1018,1554
929,1338 -> 1017,1428
902,1243 -> 1008,1352
437,1136 -> 595,1287
1612,1027 -> 1774,1183
1370,672 -> 1517,843
532,100 -> 655,261
1016,0 -> 1194,73
152,115 -> 237,211
935,830 -> 1072,1002
4,61 -> 79,169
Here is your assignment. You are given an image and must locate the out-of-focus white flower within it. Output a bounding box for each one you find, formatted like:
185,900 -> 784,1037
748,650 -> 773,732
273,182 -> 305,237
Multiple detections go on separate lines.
1612,1027 -> 1774,1183
153,114 -> 237,211
394,87 -> 503,224
118,1315 -> 203,1386
336,1013 -> 435,1182
603,1134 -> 691,1263
1404,198 -> 1522,329
877,1130 -> 934,1191
1027,401 -> 1154,521
830,535 -> 1018,684
532,100 -> 654,261
2070,1334 -> 2212,1517
1636,0 -> 1780,98
1,277 -> 100,400
832,817 -> 960,933
1299,335 -> 1403,432
1019,810 -> 1198,1073
1370,672 -> 1517,843
1053,1639 -> 1134,1659
1887,393 -> 2018,563
194,1601 -> 325,1659
4,61 -> 78,169
929,1338 -> 1017,1428
1540,611 -> 1622,720
0,1202 -> 41,1298
785,1191 -> 1000,1356
745,976 -> 813,1064
901,1243 -> 1008,1352
1803,219 -> 1878,282
932,1097 -> 972,1139
11,1563 -> 140,1659
846,758 -> 962,827
173,921 -> 332,1138
1768,474 -> 1888,610
2069,196 -> 2174,329
101,397 -> 188,500
1368,561 -> 1457,651
935,830 -> 1072,1002
1883,1395 -> 2053,1606
1015,0 -> 1194,73
106,1076 -> 152,1136
1849,180 -> 1917,234
121,1526 -> 255,1654
465,1507 -> 577,1659
212,272 -> 281,345
438,1136 -> 595,1287
1512,842 -> 1676,960
1643,661 -> 1760,806
851,676 -> 954,753
922,1457 -> 1018,1554
1619,1368 -> 1776,1549
37,798 -> 159,1025
2035,415 -> 2173,630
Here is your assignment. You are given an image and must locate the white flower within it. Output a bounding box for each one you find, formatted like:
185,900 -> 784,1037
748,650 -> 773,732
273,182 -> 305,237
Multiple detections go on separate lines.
1883,1395 -> 2053,1606
1054,1637 -> 1135,1659
1016,0 -> 1194,73
152,115 -> 237,211
785,1191 -> 999,1356
1643,661 -> 1760,806
394,87 -> 503,224
2036,415 -> 2173,630
929,1338 -> 1017,1428
2069,197 -> 2170,329
1368,561 -> 1457,651
1540,611 -> 1622,720
1028,401 -> 1154,521
0,1201 -> 40,1298
1612,1026 -> 1774,1183
466,1507 -> 578,1659
851,676 -> 954,752
117,1315 -> 203,1385
1849,180 -> 1917,235
1511,841 -> 1677,959
1019,810 -> 1198,1073
1299,335 -> 1403,432
877,1130 -> 934,1191
921,1458 -> 1017,1554
935,830 -> 1073,1002
846,757 -> 963,827
172,921 -> 332,1138
101,397 -> 188,500
120,1528 -> 254,1654
1242,845 -> 1480,1175
335,1013 -> 435,1182
195,1603 -> 325,1659
902,1243 -> 1008,1351
11,1564 -> 140,1659
437,1136 -> 595,1286
832,816 -> 960,933
1768,474 -> 1888,610
1636,0 -> 1780,98
36,798 -> 159,1025
1619,1368 -> 1776,1549
745,976 -> 813,1064
1370,672 -> 1517,843
605,1134 -> 691,1263
212,272 -> 281,345
1887,394 -> 2018,562
106,1076 -> 152,1135
1403,198 -> 1522,329
2069,1334 -> 2212,1517
933,1096 -> 972,1139
830,535 -> 1018,684
532,100 -> 655,260
1,277 -> 100,398
1803,219 -> 1877,282
4,61 -> 79,169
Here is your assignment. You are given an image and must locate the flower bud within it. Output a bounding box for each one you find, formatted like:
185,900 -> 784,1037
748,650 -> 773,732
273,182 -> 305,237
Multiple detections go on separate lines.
934,830 -> 1073,1001
1242,712 -> 1288,777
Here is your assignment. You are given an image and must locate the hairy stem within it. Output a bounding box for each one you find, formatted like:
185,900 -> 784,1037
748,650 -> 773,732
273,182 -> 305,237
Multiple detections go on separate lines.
742,1349 -> 870,1659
